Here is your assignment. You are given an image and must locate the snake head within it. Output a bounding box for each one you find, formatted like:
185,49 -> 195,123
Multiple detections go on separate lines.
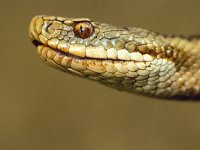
30,15 -> 183,98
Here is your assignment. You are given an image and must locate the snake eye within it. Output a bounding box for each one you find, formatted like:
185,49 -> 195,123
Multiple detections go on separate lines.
74,22 -> 93,39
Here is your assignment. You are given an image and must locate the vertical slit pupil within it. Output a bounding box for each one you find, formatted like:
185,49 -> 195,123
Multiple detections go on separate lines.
80,26 -> 84,34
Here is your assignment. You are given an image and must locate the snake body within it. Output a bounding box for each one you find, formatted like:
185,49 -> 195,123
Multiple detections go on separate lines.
29,15 -> 200,99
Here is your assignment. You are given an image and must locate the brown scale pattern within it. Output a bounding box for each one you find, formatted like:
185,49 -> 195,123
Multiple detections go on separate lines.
29,15 -> 200,99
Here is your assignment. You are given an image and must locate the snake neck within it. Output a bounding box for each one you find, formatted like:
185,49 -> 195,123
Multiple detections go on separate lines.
166,37 -> 200,98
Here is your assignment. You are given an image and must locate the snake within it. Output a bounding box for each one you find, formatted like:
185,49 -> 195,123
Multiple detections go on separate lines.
29,15 -> 200,99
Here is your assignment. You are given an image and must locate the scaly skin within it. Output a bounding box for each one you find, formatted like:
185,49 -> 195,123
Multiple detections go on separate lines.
29,15 -> 200,99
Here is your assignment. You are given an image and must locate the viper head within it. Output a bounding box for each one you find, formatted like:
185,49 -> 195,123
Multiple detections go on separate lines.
29,15 -> 178,97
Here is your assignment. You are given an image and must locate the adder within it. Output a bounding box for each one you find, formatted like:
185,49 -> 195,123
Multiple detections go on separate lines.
29,15 -> 200,99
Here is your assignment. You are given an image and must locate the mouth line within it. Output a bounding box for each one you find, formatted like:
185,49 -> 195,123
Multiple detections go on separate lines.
33,40 -> 84,60
32,40 -> 41,47
33,40 -> 129,62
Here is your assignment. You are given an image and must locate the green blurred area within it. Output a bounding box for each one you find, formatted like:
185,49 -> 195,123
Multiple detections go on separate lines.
0,0 -> 200,150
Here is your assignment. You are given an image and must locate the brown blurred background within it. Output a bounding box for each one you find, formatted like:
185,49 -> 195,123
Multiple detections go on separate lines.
1,0 -> 200,150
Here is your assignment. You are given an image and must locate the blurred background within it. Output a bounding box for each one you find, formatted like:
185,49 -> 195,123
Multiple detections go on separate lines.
1,0 -> 200,150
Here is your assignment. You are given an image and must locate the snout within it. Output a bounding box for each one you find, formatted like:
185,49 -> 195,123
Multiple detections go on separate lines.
29,16 -> 46,43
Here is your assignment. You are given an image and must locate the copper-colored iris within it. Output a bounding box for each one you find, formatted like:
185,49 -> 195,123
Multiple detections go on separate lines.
74,22 -> 93,39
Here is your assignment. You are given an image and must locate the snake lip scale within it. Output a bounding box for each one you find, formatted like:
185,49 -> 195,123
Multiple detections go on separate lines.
29,15 -> 200,100
32,40 -> 130,62
32,40 -> 82,60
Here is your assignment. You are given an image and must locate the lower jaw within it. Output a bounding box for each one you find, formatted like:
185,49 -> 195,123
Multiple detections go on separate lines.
35,45 -> 135,79
36,45 -> 115,77
36,45 -> 86,76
